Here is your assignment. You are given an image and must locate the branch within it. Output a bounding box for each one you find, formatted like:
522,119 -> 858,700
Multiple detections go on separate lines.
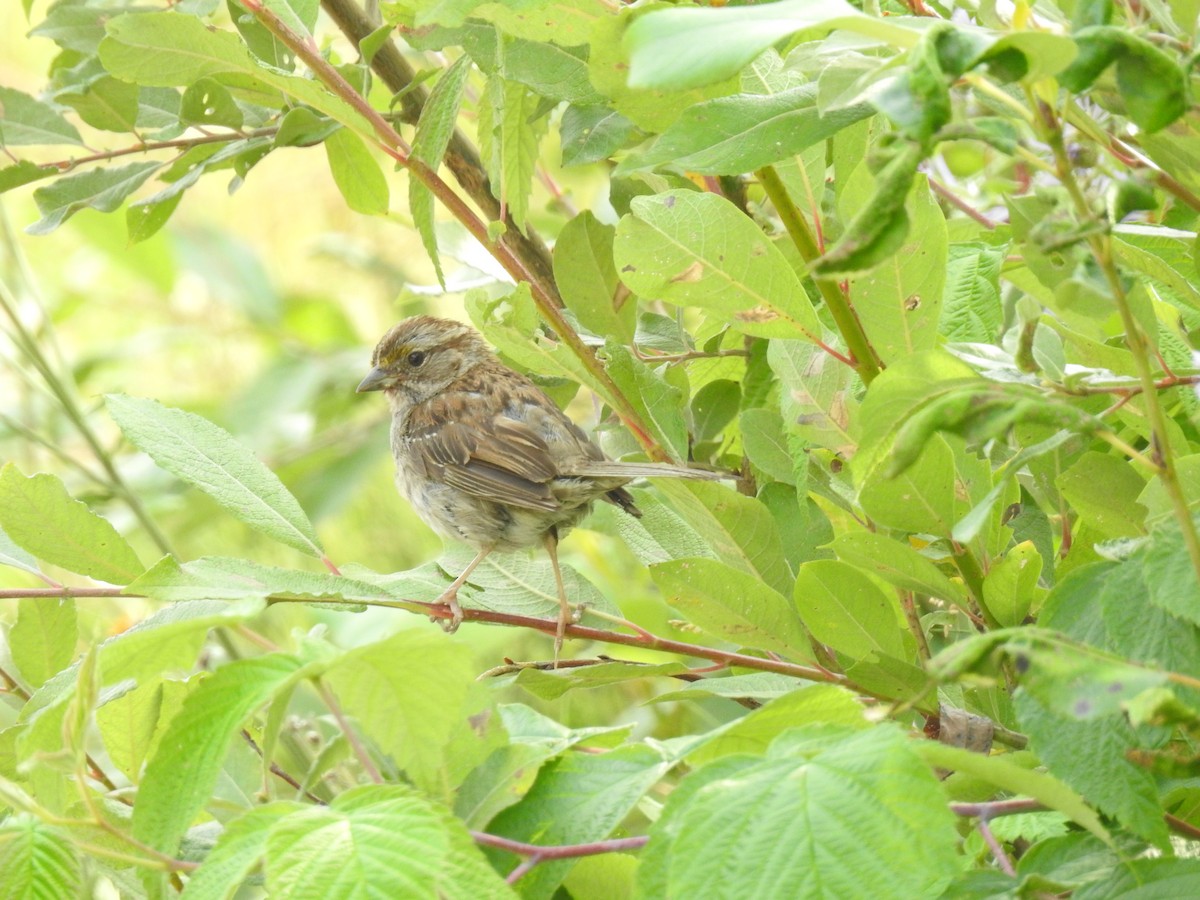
238,0 -> 669,460
319,0 -> 558,292
472,830 -> 648,883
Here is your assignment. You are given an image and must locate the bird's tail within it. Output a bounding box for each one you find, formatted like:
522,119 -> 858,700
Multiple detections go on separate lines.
570,462 -> 725,480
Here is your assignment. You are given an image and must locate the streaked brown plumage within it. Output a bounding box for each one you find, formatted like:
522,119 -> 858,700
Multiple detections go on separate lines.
357,315 -> 717,660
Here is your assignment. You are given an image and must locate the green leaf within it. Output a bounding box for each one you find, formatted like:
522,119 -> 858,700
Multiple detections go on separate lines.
840,172 -> 947,356
601,343 -> 688,461
265,785 -> 515,899
0,524 -> 46,580
1057,451 -> 1148,539
455,704 -> 633,829
828,532 -> 967,607
11,598 -> 77,689
940,242 -> 1005,342
0,465 -> 143,584
794,559 -> 914,662
651,557 -> 811,659
100,12 -> 373,135
1060,27 -> 1186,132
624,0 -> 918,91
983,541 -> 1044,627
428,545 -> 623,627
58,76 -> 140,133
1073,859 -> 1200,899
620,85 -> 873,175
684,684 -> 867,766
560,105 -> 633,167
410,56 -> 471,286
179,802 -> 304,900
654,481 -> 793,596
1015,689 -> 1167,846
639,726 -> 960,899
96,678 -> 189,784
0,816 -> 80,899
553,211 -> 633,341
0,161 -> 60,195
323,127 -> 389,216
180,77 -> 245,129
767,338 -> 860,454
325,630 -> 504,794
0,87 -> 83,146
739,408 -> 794,484
479,74 -> 543,233
513,661 -> 689,702
106,395 -> 323,557
127,555 -> 385,605
1112,225 -> 1200,314
485,744 -> 669,898
615,190 -> 821,341
133,651 -> 327,854
27,161 -> 161,236
913,742 -> 1111,845
1142,524 -> 1200,625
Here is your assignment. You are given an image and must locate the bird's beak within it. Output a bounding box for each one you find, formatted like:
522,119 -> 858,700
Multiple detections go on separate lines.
356,366 -> 391,393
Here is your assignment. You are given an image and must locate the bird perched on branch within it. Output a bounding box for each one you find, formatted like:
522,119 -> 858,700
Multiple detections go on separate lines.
357,315 -> 718,661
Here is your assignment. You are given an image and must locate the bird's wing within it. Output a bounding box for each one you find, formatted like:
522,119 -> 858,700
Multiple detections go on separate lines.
406,407 -> 564,512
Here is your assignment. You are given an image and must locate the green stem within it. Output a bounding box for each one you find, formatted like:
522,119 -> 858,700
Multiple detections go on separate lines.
0,253 -> 173,556
1035,97 -> 1200,582
756,165 -> 883,384
953,548 -> 999,630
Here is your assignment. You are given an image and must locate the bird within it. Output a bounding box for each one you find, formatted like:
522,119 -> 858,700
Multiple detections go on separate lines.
356,315 -> 720,662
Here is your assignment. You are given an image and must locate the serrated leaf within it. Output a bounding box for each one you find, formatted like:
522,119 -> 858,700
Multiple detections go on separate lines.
27,161 -> 161,236
265,785 -> 514,899
940,242 -> 1005,342
0,816 -> 80,899
324,127 -> 389,216
180,802 -> 304,900
133,651 -> 327,854
106,395 -> 323,557
914,742 -> 1111,845
616,190 -> 821,341
485,745 -> 669,899
410,56 -> 471,286
638,726 -> 959,899
0,465 -> 143,584
325,630 -> 504,794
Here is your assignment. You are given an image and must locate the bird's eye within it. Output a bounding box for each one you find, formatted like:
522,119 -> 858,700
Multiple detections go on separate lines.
408,350 -> 426,367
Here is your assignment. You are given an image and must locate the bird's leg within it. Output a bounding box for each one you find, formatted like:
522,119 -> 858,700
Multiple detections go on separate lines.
436,545 -> 493,633
543,528 -> 571,668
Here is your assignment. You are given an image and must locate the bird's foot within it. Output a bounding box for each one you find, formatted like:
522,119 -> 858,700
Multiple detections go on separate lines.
433,589 -> 464,634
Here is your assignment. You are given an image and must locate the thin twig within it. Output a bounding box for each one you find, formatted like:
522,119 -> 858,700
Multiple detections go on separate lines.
978,818 -> 1016,876
313,680 -> 383,784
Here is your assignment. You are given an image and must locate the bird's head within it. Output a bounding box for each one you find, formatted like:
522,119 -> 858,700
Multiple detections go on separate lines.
357,316 -> 491,405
